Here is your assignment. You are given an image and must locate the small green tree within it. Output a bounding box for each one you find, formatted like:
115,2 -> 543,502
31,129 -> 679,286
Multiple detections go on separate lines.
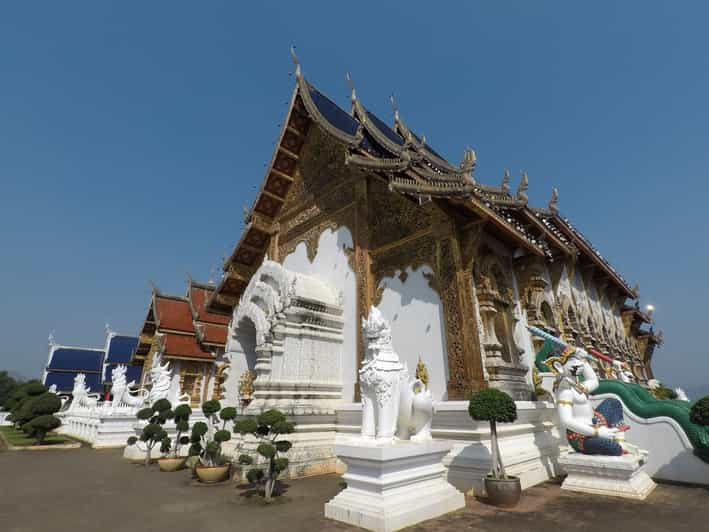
189,400 -> 236,467
468,389 -> 517,480
19,391 -> 62,444
234,409 -> 295,501
127,399 -> 173,467
7,381 -> 46,427
163,404 -> 192,457
690,396 -> 709,426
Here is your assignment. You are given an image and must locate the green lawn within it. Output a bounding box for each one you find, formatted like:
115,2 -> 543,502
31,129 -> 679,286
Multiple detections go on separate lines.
0,425 -> 68,447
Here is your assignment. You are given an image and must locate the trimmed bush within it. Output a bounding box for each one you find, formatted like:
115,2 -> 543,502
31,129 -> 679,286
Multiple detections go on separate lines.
469,388 -> 517,480
235,409 -> 295,501
189,401 -> 233,468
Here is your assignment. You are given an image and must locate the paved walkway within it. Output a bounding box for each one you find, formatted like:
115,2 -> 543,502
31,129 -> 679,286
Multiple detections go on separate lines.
0,447 -> 707,532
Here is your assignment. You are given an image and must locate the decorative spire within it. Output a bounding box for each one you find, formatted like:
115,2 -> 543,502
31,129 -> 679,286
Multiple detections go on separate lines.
459,148 -> 476,183
501,169 -> 511,194
48,331 -> 56,347
104,322 -> 113,336
632,283 -> 640,299
548,187 -> 559,214
290,46 -> 301,79
242,204 -> 253,225
345,72 -> 357,107
516,171 -> 529,204
389,94 -> 399,122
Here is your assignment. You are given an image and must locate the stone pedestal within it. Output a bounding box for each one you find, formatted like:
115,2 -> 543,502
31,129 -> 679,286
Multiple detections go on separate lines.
559,451 -> 656,500
325,439 -> 465,532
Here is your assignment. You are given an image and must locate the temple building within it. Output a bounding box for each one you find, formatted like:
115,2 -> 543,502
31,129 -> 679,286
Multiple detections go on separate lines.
101,328 -> 142,397
132,278 -> 229,406
43,335 -> 105,394
42,329 -> 142,396
207,54 -> 662,404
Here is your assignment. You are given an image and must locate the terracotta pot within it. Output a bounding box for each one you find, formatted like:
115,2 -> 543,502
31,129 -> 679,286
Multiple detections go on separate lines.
158,457 -> 187,472
484,475 -> 521,507
195,463 -> 231,483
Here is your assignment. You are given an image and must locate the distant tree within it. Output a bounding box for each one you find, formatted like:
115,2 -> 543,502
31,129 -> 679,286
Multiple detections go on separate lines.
0,371 -> 22,407
22,391 -> 62,444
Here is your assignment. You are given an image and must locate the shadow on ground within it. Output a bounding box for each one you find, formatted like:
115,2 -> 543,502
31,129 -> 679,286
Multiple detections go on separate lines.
0,448 -> 707,532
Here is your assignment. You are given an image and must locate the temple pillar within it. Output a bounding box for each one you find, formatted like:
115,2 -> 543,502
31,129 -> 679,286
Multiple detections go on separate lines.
435,222 -> 484,399
353,179 -> 373,401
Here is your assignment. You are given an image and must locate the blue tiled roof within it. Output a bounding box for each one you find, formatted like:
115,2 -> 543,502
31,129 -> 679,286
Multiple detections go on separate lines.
105,335 -> 139,364
104,363 -> 143,384
44,371 -> 103,393
47,347 -> 104,372
308,83 -> 361,137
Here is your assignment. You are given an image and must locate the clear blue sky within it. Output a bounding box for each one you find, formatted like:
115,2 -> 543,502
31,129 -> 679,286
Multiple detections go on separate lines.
1,2 -> 707,394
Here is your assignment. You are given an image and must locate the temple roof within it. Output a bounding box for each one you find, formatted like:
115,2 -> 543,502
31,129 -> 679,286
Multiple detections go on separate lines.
133,279 -> 227,363
44,371 -> 102,393
104,334 -> 139,364
158,332 -> 213,360
154,294 -> 195,333
208,53 -> 637,312
46,346 -> 104,373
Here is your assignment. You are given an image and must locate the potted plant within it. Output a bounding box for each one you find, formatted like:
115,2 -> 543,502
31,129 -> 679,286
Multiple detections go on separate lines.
126,398 -> 172,467
158,403 -> 192,472
189,400 -> 236,483
468,388 -> 520,507
234,408 -> 295,502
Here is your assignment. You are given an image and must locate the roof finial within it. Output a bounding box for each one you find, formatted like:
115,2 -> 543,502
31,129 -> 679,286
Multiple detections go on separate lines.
632,283 -> 640,299
516,171 -> 529,204
389,94 -> 399,122
345,72 -> 357,106
149,279 -> 159,294
548,187 -> 559,214
290,46 -> 301,79
48,330 -> 56,347
208,265 -> 217,287
460,148 -> 477,183
501,169 -> 511,194
104,322 -> 113,336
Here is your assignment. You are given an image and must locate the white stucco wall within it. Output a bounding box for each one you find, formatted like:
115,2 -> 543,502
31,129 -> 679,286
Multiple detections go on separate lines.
375,265 -> 449,401
282,227 -> 357,402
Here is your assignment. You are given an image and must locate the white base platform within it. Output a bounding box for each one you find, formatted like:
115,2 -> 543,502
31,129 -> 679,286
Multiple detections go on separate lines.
325,439 -> 465,532
559,451 -> 656,500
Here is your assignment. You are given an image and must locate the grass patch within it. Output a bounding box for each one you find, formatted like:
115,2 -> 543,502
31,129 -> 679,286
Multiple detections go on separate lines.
0,425 -> 67,446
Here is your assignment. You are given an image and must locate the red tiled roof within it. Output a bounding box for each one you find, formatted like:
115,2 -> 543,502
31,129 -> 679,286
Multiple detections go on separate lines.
155,296 -> 194,333
200,323 -> 228,346
161,333 -> 213,360
190,285 -> 231,326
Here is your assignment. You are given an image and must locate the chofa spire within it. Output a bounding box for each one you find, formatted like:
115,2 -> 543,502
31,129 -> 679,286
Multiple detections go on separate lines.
516,171 -> 529,204
548,187 -> 559,214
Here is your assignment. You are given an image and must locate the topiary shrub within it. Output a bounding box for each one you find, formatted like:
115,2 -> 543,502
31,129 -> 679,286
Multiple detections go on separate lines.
234,409 -> 295,501
127,399 -> 173,467
468,388 -> 517,480
690,396 -> 709,426
6,381 -> 48,428
25,415 -> 62,444
189,400 -> 234,468
18,390 -> 62,444
162,404 -> 192,458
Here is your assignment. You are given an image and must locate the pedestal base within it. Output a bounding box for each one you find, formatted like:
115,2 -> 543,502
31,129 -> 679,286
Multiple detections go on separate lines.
325,439 -> 465,532
559,451 -> 656,500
